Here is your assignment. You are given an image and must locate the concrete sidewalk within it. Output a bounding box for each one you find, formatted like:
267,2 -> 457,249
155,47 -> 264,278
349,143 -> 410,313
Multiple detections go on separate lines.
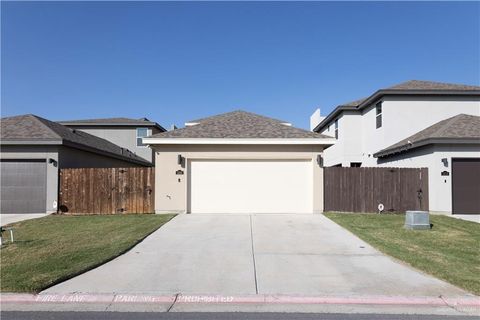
1,213 -> 50,226
44,214 -> 471,299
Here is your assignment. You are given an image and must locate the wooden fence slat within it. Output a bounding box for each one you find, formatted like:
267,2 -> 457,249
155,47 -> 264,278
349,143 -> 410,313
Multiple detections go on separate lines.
324,167 -> 429,213
58,167 -> 154,215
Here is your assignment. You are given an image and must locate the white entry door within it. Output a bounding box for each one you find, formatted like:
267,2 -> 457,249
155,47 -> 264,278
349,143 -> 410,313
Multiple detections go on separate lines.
189,159 -> 313,213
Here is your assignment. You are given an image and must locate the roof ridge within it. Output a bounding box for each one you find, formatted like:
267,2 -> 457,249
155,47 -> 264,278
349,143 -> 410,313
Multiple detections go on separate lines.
29,114 -> 63,139
60,116 -> 140,121
192,110 -> 289,125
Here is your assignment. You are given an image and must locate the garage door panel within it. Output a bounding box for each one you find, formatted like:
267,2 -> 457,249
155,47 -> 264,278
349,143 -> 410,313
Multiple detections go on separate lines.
1,160 -> 47,214
189,160 -> 313,214
452,158 -> 480,215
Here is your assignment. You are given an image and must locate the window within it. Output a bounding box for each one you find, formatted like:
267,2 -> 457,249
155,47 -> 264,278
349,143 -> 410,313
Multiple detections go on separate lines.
350,162 -> 362,167
376,102 -> 382,128
334,119 -> 339,139
136,128 -> 149,147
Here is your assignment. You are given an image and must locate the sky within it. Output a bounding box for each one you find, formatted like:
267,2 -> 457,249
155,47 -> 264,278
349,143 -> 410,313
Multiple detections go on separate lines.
2,1 -> 479,130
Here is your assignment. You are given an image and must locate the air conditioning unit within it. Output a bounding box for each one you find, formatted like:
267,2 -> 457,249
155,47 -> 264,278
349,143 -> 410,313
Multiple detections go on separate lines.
404,211 -> 431,230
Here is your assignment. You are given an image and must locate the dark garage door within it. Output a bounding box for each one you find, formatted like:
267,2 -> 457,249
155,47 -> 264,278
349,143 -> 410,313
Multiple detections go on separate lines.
1,160 -> 47,214
452,158 -> 480,214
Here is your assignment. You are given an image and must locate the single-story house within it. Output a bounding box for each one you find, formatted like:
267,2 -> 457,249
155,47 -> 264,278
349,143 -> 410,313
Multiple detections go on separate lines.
58,117 -> 166,163
374,114 -> 480,215
144,110 -> 335,214
0,114 -> 152,214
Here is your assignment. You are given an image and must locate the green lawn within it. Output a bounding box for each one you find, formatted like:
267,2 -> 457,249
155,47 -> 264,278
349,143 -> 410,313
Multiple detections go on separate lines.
0,214 -> 175,293
325,213 -> 480,295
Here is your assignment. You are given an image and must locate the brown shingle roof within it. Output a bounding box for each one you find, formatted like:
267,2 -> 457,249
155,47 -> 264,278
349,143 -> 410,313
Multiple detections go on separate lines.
1,114 -> 151,165
386,80 -> 480,91
339,97 -> 368,107
151,110 -> 330,139
339,81 -> 480,108
374,114 -> 480,158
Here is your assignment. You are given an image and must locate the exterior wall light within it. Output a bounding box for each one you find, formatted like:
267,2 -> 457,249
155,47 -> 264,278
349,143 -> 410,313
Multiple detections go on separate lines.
317,155 -> 324,167
441,158 -> 448,167
177,154 -> 185,167
49,158 -> 58,167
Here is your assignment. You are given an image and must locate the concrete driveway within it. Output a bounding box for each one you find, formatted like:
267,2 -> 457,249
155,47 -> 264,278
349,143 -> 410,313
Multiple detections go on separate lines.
45,214 -> 468,297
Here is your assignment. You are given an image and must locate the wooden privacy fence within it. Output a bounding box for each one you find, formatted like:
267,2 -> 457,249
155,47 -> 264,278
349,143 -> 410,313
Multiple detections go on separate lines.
59,167 -> 154,214
324,167 -> 428,213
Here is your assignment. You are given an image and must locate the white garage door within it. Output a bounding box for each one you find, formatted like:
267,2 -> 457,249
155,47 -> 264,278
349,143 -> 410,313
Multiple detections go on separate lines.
189,159 -> 313,213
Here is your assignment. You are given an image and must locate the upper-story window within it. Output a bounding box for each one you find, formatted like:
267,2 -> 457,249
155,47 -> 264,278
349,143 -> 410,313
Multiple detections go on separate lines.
136,128 -> 149,147
376,102 -> 382,129
334,119 -> 339,139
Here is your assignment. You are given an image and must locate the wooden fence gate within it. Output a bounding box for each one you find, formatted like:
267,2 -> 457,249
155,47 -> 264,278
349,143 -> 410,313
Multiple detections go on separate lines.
59,167 -> 154,214
324,167 -> 428,213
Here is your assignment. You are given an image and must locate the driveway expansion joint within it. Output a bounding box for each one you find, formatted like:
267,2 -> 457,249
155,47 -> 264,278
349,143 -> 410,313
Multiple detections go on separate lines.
249,215 -> 259,294
166,293 -> 180,312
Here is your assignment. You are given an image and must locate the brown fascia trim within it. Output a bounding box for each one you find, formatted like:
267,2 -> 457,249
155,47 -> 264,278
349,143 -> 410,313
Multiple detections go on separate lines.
59,122 -> 166,132
1,139 -> 62,145
313,90 -> 480,133
61,140 -> 153,166
374,138 -> 480,158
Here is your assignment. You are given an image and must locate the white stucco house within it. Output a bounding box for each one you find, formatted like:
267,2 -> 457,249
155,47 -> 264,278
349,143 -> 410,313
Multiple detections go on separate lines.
310,80 -> 480,215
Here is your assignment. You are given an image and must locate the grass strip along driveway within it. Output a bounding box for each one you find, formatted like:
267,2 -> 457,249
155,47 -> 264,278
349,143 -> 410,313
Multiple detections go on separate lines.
325,213 -> 480,295
1,214 -> 175,293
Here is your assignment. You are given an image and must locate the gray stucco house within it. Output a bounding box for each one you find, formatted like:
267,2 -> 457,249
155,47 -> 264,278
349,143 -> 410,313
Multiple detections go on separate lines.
0,114 -> 151,214
58,117 -> 166,163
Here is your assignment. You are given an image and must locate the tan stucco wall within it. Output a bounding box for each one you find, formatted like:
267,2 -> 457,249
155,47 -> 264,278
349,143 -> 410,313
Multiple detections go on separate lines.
152,144 -> 325,214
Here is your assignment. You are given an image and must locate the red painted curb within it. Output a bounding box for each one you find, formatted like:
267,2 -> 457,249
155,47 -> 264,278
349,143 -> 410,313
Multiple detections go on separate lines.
1,293 -> 479,307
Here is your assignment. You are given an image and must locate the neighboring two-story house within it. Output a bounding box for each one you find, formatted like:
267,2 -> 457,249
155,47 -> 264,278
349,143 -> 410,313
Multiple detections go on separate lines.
58,117 -> 166,163
311,80 -> 480,215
